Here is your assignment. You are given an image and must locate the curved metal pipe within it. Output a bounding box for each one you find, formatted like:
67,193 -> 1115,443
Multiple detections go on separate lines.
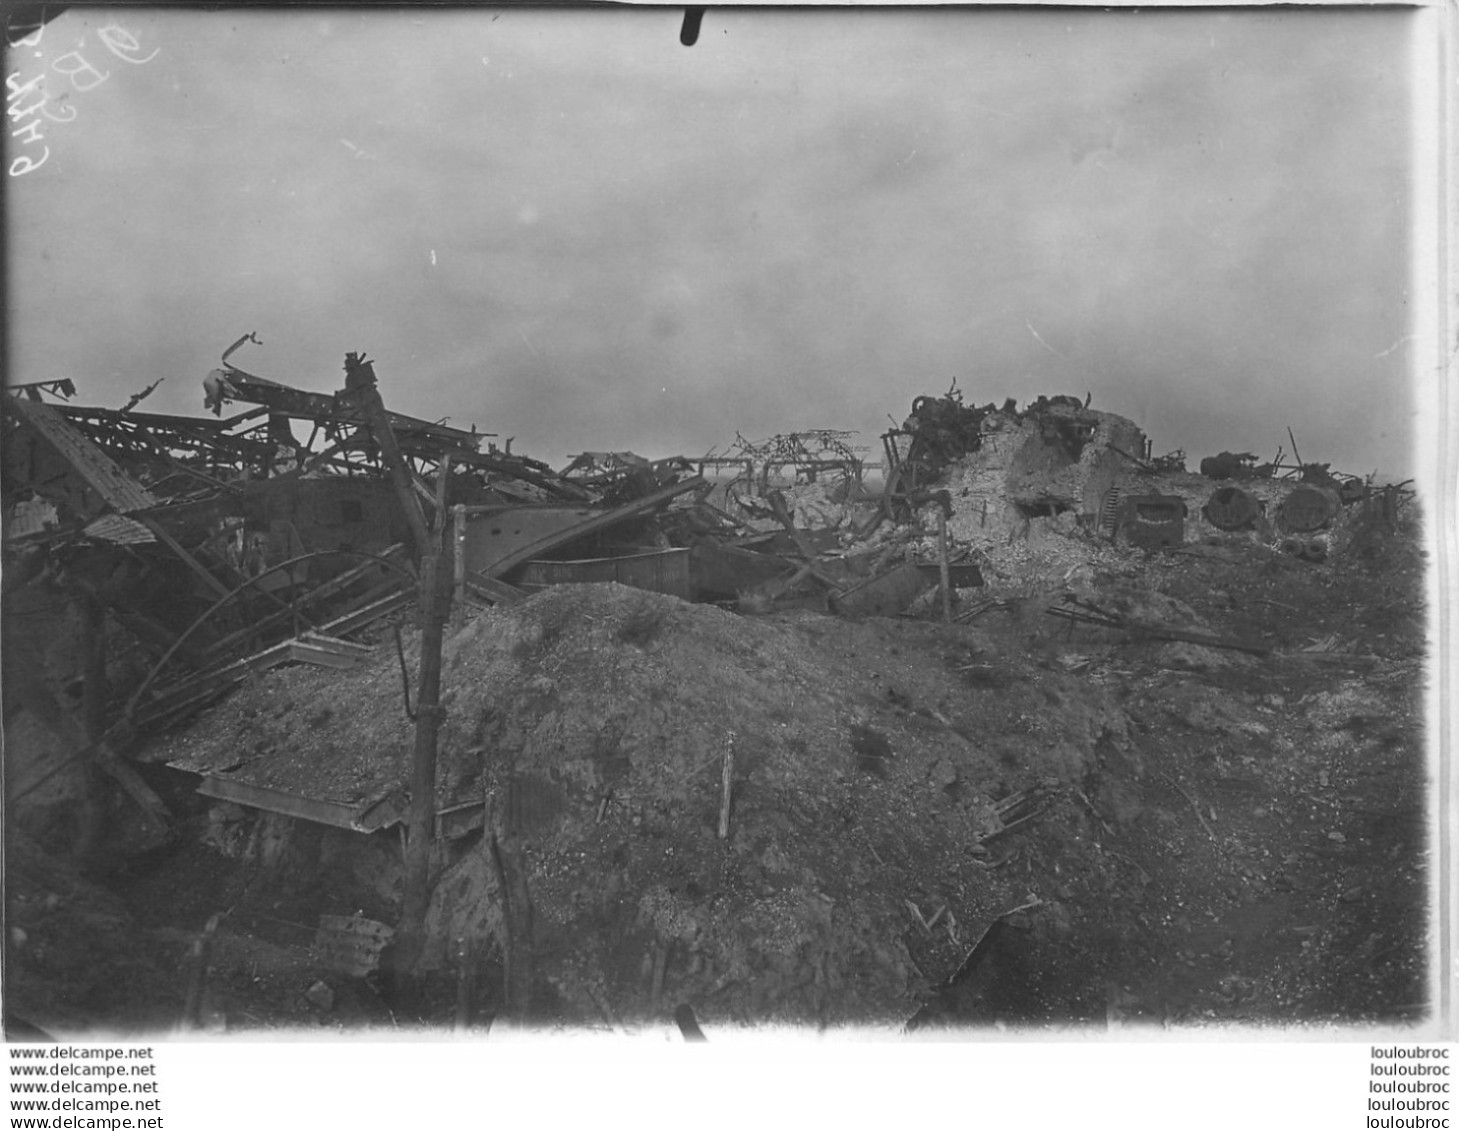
124,547 -> 416,719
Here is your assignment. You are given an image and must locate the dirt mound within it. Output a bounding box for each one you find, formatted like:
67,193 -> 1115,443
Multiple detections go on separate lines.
105,502 -> 1425,1034
420,582 -> 1129,1026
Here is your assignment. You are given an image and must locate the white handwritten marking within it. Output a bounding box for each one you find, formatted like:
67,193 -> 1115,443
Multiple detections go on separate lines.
7,23 -> 158,176
6,71 -> 50,175
43,96 -> 77,124
98,25 -> 160,65
51,52 -> 109,93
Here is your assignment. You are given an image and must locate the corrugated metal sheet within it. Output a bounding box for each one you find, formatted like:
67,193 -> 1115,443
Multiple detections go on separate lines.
6,396 -> 157,514
81,514 -> 156,544
518,547 -> 692,599
4,498 -> 58,541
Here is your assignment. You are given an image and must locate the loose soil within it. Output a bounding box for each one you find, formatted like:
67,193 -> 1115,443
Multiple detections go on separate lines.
3,505 -> 1431,1036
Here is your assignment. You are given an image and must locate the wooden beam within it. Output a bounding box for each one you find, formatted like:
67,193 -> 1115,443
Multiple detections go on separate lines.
135,516 -> 231,601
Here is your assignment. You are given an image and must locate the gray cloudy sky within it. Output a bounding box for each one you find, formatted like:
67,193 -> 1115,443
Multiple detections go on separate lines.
6,6 -> 1420,477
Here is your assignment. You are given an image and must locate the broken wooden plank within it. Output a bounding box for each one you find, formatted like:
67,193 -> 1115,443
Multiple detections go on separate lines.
317,587 -> 414,637
464,571 -> 529,606
297,631 -> 375,656
286,639 -> 371,669
764,490 -> 844,588
953,598 -> 1003,624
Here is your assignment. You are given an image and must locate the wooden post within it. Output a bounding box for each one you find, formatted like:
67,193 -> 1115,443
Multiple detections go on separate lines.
178,911 -> 223,1033
938,509 -> 953,623
718,734 -> 735,840
395,461 -> 452,980
338,355 -> 450,986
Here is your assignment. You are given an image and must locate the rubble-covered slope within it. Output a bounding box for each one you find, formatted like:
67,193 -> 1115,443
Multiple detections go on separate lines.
12,505 -> 1430,1034
421,582 -> 1134,1026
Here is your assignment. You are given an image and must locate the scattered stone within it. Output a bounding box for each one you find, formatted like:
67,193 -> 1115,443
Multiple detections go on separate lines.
305,980 -> 335,1011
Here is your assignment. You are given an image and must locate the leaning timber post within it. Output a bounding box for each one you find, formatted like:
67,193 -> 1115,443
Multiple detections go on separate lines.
395,454 -> 456,978
340,353 -> 448,986
398,484 -> 454,984
342,353 -> 432,553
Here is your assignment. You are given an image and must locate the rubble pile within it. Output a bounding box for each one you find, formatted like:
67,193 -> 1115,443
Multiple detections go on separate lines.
782,394 -> 1394,596
2,352 -> 1429,1035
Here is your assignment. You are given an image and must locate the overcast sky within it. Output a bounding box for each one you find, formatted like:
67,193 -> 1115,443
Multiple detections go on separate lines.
5,6 -> 1421,478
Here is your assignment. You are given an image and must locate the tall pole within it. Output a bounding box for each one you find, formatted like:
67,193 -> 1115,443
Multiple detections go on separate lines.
396,455 -> 451,980
340,353 -> 450,987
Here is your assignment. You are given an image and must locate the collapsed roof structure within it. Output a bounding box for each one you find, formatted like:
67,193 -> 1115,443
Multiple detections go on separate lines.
4,347 -> 1418,1028
4,346 -> 1405,797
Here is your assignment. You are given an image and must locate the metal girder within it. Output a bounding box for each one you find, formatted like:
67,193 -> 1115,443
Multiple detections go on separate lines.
221,370 -> 480,453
